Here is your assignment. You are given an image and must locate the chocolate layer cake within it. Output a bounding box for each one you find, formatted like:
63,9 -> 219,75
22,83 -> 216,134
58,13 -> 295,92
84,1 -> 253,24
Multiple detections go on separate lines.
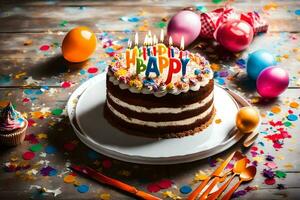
104,42 -> 215,138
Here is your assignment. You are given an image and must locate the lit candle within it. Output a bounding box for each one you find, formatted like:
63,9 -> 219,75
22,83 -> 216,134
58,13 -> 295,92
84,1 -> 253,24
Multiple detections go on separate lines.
168,36 -> 173,58
146,56 -> 160,77
157,43 -> 167,56
179,36 -> 184,59
160,29 -> 164,43
134,32 -> 138,46
126,39 -> 137,68
147,34 -> 152,56
158,55 -> 169,73
153,35 -> 157,56
143,35 -> 147,60
165,57 -> 182,84
136,57 -> 147,74
181,57 -> 190,76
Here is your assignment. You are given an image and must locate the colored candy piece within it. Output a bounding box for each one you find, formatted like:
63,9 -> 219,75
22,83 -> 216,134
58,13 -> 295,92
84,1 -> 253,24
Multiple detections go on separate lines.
180,185 -> 192,194
99,193 -> 111,200
147,183 -> 161,193
22,151 -> 35,160
102,159 -> 112,169
64,175 -> 76,183
87,67 -> 98,74
289,102 -> 299,108
88,150 -> 100,160
29,144 -> 43,152
287,114 -> 298,121
51,108 -> 63,116
40,45 -> 50,51
77,184 -> 89,193
264,178 -> 276,185
157,179 -> 173,189
63,142 -> 76,151
271,106 -> 281,114
49,169 -> 58,176
40,166 -> 56,176
45,145 -> 57,154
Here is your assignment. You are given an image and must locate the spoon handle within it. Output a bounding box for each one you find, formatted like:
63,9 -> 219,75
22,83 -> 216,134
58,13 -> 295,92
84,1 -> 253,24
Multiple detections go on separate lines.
187,178 -> 210,200
207,174 -> 236,200
199,177 -> 220,200
243,131 -> 259,147
221,180 -> 243,200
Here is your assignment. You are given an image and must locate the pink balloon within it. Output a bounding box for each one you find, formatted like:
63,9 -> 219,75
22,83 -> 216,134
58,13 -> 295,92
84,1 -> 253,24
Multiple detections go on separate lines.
256,67 -> 289,98
167,11 -> 201,47
215,19 -> 254,52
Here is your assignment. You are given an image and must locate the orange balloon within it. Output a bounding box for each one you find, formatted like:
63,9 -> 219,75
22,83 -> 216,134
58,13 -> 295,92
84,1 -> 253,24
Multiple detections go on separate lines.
236,106 -> 260,133
62,26 -> 97,63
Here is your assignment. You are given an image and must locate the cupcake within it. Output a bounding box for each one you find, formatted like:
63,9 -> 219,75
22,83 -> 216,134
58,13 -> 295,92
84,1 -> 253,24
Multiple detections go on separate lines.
0,102 -> 28,146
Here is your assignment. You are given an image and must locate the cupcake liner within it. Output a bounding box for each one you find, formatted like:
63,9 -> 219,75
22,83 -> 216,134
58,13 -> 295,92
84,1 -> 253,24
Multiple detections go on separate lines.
0,120 -> 28,146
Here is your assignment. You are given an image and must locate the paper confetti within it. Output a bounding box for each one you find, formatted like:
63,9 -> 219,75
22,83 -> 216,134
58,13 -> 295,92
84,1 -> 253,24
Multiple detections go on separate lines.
77,184 -> 89,193
22,152 -> 35,160
180,185 -> 192,194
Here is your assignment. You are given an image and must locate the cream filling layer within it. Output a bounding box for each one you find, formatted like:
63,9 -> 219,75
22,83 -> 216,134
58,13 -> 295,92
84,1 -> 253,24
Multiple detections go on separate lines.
107,91 -> 213,114
106,101 -> 214,127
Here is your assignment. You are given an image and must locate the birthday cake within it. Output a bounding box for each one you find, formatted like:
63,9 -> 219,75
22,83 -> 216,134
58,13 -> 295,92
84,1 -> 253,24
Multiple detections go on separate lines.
104,34 -> 215,138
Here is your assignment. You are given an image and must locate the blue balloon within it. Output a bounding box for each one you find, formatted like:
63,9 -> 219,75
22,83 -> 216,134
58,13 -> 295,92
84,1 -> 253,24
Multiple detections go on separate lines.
246,49 -> 276,80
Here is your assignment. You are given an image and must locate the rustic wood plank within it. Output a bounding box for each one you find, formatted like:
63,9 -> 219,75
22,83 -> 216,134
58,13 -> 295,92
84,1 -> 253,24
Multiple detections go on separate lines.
0,87 -> 299,200
0,32 -> 299,88
0,1 -> 299,33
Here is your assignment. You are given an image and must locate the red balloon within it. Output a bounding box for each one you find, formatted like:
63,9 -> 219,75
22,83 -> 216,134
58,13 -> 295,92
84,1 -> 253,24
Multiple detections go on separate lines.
215,20 -> 254,52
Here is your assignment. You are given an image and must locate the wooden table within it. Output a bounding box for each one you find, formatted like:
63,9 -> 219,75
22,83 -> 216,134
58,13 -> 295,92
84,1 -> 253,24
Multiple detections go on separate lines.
0,0 -> 299,199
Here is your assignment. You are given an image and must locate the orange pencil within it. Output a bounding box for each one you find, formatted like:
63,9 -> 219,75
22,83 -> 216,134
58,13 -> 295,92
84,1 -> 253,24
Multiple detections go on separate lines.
70,165 -> 161,200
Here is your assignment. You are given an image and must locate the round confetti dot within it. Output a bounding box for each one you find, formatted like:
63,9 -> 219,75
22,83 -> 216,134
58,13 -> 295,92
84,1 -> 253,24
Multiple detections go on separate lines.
215,118 -> 222,124
287,114 -> 298,121
51,108 -> 63,116
265,178 -> 276,185
87,67 -> 98,74
45,145 -> 57,154
271,106 -> 281,114
147,184 -> 160,193
64,175 -> 76,183
284,121 -> 292,127
49,169 -> 58,176
64,142 -> 76,151
40,45 -> 50,51
22,151 -> 35,160
88,150 -> 100,160
157,179 -> 173,189
29,143 -> 43,152
180,185 -> 192,194
102,159 -> 112,169
289,102 -> 299,108
77,184 -> 89,193
61,81 -> 71,88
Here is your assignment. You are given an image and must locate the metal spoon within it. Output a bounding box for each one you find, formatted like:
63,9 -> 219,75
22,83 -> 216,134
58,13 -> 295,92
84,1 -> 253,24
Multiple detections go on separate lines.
243,131 -> 259,147
207,158 -> 248,200
221,166 -> 257,200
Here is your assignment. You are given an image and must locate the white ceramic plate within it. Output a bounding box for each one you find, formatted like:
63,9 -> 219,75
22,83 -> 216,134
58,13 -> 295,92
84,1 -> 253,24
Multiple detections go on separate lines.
67,73 -> 245,164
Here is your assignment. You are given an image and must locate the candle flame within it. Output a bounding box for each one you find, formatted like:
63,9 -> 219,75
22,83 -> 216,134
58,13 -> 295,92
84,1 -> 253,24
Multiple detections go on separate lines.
180,36 -> 184,50
160,29 -> 164,43
153,35 -> 158,45
148,35 -> 153,45
148,30 -> 152,38
169,36 -> 173,46
134,32 -> 138,46
128,39 -> 132,48
144,34 -> 148,45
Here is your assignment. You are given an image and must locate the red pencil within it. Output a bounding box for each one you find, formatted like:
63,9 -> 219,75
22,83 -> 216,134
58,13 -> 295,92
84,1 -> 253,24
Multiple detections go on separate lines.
70,165 -> 161,200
